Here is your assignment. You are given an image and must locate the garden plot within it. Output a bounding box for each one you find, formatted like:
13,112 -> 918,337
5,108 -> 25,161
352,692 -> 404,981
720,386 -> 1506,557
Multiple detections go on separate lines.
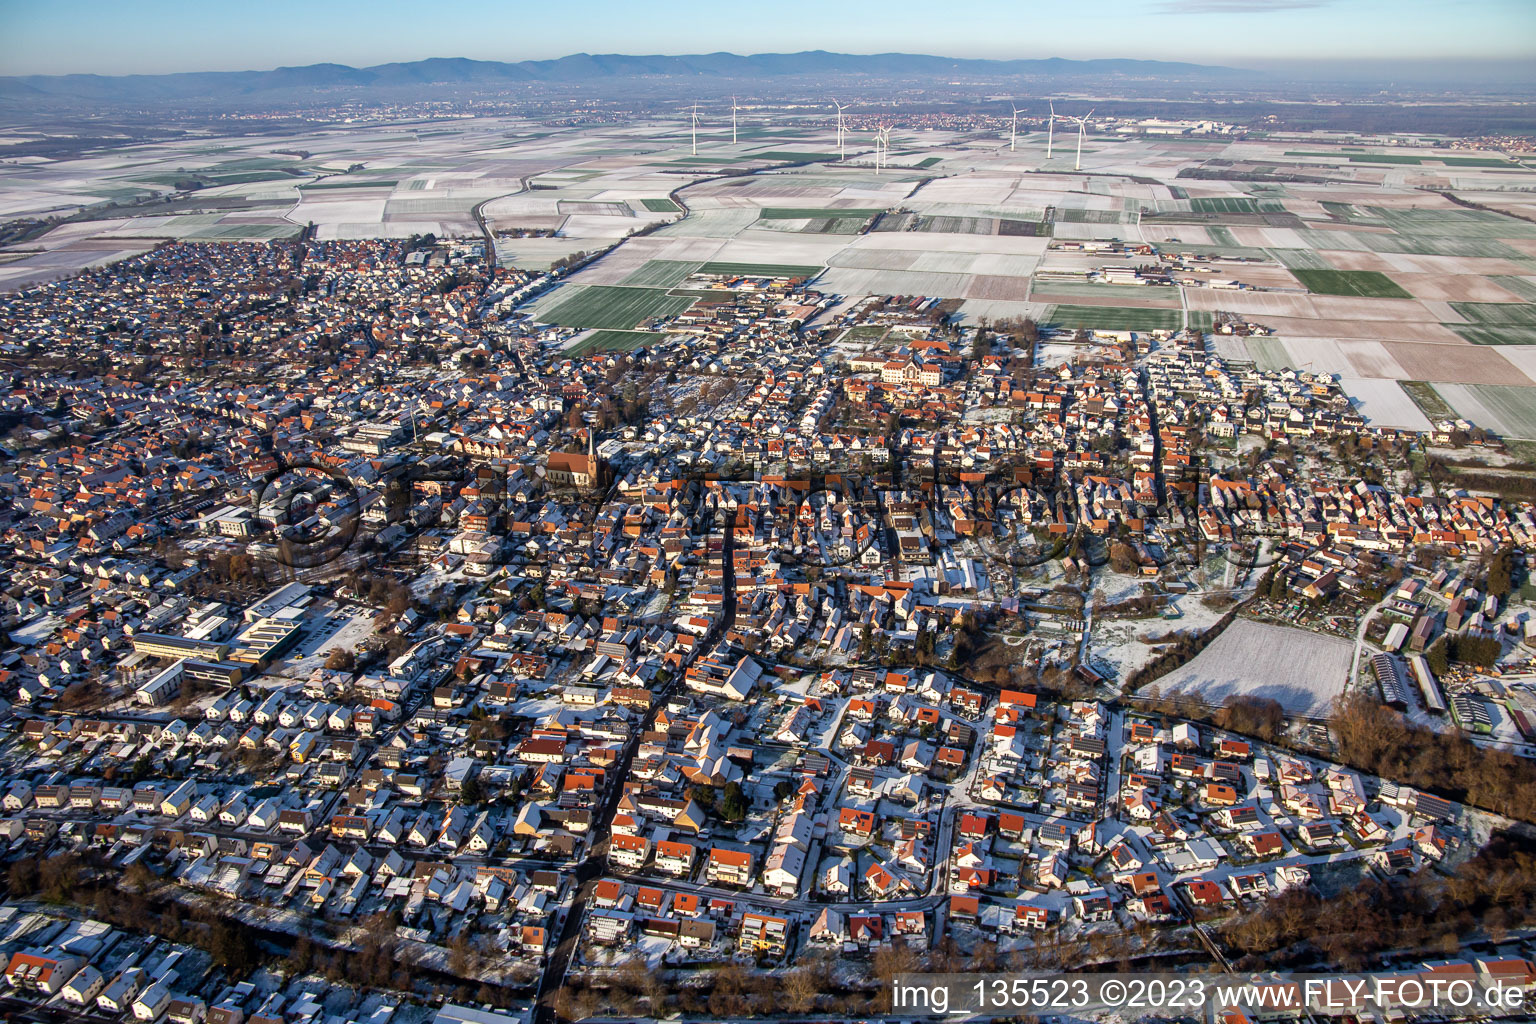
1138,619 -> 1352,719
965,275 -> 1033,301
1340,377 -> 1433,431
1432,383 -> 1536,439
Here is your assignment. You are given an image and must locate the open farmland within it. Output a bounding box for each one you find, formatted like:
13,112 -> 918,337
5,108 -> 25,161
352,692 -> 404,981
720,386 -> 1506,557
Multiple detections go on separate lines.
1291,268 -> 1413,298
8,112 -> 1536,445
621,260 -> 700,287
537,285 -> 694,330
757,207 -> 882,220
1452,301 -> 1536,326
1138,619 -> 1353,719
1040,304 -> 1183,331
1453,326 -> 1536,346
1432,384 -> 1536,439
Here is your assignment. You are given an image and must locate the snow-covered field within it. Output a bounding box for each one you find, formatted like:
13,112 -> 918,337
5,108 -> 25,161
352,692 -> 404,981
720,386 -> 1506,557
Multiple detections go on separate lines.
1137,618 -> 1353,718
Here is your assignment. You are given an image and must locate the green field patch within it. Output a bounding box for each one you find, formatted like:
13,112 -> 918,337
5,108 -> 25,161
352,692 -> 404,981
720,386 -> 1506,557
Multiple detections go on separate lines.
568,330 -> 662,355
299,179 -> 399,190
1291,268 -> 1411,298
1451,302 -> 1536,326
1430,157 -> 1516,168
640,198 -> 681,213
1368,207 -> 1536,239
757,207 -> 882,220
1451,325 -> 1536,346
1245,337 -> 1295,373
696,261 -> 821,278
539,285 -> 695,330
1205,226 -> 1239,247
998,219 -> 1051,237
1434,383 -> 1536,439
621,260 -> 701,288
1491,276 -> 1536,302
913,215 -> 997,234
1186,310 -> 1215,331
913,157 -> 942,168
1040,304 -> 1183,331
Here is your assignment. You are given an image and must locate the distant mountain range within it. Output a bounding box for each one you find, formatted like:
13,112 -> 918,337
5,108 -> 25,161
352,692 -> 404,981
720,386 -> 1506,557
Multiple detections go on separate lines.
0,50 -> 1247,107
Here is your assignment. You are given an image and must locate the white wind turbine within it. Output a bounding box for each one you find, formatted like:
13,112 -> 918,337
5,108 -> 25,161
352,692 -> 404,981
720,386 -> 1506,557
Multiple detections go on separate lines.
1066,108 -> 1095,171
1010,102 -> 1020,151
732,95 -> 738,145
874,125 -> 891,173
832,98 -> 846,160
1047,100 -> 1055,159
691,102 -> 700,156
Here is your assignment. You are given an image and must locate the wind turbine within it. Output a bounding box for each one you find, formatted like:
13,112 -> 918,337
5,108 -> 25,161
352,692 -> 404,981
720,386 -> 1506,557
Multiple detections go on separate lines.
832,99 -> 846,160
691,102 -> 700,156
1010,102 -> 1019,152
1067,108 -> 1095,171
1047,100 -> 1055,160
731,96 -> 738,145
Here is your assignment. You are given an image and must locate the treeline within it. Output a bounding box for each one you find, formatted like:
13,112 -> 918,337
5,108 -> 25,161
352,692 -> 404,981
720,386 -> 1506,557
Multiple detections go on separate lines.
1424,631 -> 1503,674
1221,832 -> 1536,969
10,854 -> 257,972
1331,692 -> 1536,822
1123,605 -> 1240,691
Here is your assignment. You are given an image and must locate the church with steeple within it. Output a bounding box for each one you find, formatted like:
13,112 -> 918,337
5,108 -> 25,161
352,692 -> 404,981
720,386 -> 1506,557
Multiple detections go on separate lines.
545,428 -> 606,491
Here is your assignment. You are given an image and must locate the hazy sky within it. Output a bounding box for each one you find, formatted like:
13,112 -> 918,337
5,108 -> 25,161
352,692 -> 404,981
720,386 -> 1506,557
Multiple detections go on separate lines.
2,0 -> 1532,76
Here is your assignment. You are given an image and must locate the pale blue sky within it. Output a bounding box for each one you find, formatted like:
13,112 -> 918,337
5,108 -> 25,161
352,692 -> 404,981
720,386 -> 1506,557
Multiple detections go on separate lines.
1,0 -> 1532,77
